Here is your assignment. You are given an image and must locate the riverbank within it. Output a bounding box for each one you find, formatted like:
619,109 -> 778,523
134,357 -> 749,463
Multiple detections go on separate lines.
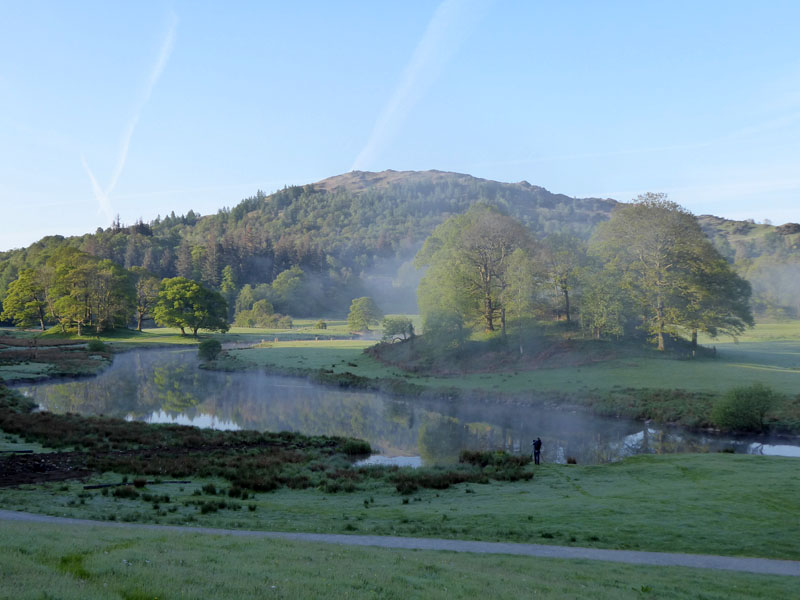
1,387 -> 798,561
0,321 -> 354,384
208,334 -> 800,434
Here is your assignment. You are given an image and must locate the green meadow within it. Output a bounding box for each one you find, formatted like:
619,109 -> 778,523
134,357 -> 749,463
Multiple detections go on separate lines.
1,454 -> 797,561
3,520 -> 798,600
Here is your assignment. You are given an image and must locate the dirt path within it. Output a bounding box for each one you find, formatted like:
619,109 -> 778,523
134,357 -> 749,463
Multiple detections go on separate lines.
2,509 -> 798,577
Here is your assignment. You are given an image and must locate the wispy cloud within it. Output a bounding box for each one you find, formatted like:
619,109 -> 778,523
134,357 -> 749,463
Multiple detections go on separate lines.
84,11 -> 178,221
351,0 -> 492,171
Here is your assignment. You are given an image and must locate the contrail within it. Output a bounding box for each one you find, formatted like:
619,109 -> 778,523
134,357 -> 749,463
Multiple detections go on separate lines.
351,0 -> 491,171
81,154 -> 112,223
107,11 -> 177,197
84,11 -> 178,221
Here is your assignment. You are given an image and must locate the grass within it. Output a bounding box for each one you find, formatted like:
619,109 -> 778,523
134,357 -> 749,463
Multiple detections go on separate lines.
3,522 -> 797,600
217,323 -> 800,395
1,452 -> 797,560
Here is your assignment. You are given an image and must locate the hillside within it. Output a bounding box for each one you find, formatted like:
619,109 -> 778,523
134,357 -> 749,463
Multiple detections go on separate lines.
1,170 -> 798,317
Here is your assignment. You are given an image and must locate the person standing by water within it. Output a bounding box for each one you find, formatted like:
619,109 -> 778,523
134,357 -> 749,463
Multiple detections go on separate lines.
532,437 -> 542,465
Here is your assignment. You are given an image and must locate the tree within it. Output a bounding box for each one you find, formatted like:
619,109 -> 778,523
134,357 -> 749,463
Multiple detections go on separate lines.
422,309 -> 467,352
416,205 -> 537,335
579,263 -> 627,339
590,194 -> 751,350
1,269 -> 48,330
271,266 -> 304,313
381,316 -> 414,342
347,296 -> 382,332
50,248 -> 97,335
90,259 -> 135,332
219,265 -> 237,321
153,277 -> 229,336
130,266 -> 161,331
682,251 -> 753,350
541,234 -> 586,322
233,298 -> 276,328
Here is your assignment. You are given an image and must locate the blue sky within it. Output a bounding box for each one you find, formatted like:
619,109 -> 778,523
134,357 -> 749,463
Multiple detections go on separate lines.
2,0 -> 799,251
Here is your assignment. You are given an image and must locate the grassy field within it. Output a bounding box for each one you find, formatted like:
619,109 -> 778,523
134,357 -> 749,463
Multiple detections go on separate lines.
216,322 -> 800,396
1,454 -> 797,560
4,521 -> 797,600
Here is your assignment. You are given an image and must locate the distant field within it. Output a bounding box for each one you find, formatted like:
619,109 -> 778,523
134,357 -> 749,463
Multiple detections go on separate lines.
3,520 -> 796,600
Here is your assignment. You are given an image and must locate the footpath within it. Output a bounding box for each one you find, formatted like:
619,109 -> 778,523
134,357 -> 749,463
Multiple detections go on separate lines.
2,509 -> 798,577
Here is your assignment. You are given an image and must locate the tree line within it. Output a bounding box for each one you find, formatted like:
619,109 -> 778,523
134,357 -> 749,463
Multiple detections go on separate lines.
1,247 -> 228,336
0,172 -> 622,321
1,170 -> 797,325
416,195 -> 753,351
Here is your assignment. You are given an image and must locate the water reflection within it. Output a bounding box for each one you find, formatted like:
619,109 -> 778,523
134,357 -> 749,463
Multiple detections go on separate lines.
16,349 -> 800,466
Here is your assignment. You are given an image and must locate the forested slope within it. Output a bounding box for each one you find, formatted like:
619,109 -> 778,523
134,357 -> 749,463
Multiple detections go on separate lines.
1,169 -> 798,318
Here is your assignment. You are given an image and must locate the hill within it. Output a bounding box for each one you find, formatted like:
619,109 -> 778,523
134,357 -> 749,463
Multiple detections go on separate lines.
1,170 -> 798,318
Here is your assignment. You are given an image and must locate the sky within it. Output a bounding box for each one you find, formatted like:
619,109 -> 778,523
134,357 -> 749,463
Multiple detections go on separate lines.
2,0 -> 799,251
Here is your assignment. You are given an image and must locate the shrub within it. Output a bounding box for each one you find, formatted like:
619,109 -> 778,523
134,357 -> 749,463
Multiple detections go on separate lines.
711,383 -> 779,432
198,339 -> 222,361
315,320 -> 327,329
87,339 -> 106,352
112,486 -> 139,499
341,439 -> 371,456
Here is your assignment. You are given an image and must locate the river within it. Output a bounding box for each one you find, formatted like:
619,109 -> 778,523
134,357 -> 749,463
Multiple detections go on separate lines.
14,348 -> 800,466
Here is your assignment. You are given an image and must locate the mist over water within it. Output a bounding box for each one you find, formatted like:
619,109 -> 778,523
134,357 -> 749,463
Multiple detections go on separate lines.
15,349 -> 800,465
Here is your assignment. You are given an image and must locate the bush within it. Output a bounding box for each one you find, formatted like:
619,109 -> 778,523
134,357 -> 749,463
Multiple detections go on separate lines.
198,339 -> 222,361
341,439 -> 371,456
315,320 -> 327,329
112,486 -> 139,499
711,383 -> 779,432
87,339 -> 106,352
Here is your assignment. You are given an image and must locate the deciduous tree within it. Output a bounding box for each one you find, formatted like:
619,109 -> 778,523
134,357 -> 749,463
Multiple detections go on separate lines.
347,296 -> 382,332
0,269 -> 48,330
153,277 -> 229,336
416,205 -> 537,335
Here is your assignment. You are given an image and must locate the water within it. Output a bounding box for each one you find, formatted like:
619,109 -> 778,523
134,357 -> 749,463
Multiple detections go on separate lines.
15,349 -> 800,466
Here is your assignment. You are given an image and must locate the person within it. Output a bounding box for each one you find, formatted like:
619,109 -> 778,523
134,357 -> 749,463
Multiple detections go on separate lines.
532,437 -> 542,465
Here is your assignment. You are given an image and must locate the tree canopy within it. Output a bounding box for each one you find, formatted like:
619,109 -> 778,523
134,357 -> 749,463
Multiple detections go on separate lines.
347,297 -> 382,332
589,194 -> 752,350
153,277 -> 229,336
415,205 -> 538,335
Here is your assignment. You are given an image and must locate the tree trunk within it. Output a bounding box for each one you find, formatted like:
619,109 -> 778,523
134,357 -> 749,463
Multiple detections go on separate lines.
137,313 -> 143,332
179,326 -> 186,335
484,296 -> 494,331
656,295 -> 665,351
192,326 -> 199,336
500,307 -> 506,337
563,288 -> 570,323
